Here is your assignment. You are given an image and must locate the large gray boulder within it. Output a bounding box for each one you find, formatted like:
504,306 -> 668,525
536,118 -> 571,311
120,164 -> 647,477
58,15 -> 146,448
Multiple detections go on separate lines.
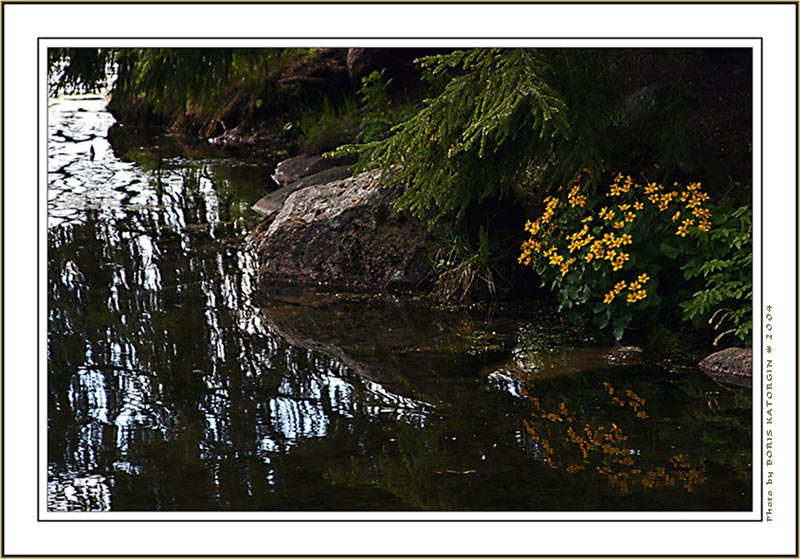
698,347 -> 752,387
246,169 -> 430,293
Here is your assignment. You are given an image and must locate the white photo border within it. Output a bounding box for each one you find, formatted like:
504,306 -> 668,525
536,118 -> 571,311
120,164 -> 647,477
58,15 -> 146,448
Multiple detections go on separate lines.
3,2 -> 796,556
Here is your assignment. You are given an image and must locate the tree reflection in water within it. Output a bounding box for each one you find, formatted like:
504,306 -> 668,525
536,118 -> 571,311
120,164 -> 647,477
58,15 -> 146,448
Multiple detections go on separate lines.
48,98 -> 441,510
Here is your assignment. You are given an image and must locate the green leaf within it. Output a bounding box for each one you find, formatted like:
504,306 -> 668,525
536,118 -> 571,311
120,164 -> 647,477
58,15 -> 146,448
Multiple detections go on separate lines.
594,308 -> 610,330
593,301 -> 608,314
660,240 -> 681,259
611,310 -> 633,340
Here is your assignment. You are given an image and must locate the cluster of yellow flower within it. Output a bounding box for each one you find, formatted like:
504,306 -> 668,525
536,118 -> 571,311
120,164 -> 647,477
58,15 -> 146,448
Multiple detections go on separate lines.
603,273 -> 650,305
519,196 -> 561,266
568,184 -> 587,207
540,246 -> 577,276
518,172 -> 714,312
642,179 -> 713,233
607,173 -> 634,196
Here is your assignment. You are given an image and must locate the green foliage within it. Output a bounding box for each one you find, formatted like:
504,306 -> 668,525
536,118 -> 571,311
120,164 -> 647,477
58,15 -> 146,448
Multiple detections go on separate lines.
356,70 -> 396,143
296,96 -> 360,154
49,48 -> 286,122
518,173 -> 715,340
113,49 -> 238,114
429,224 -> 499,301
680,202 -> 752,346
338,49 -> 570,221
339,49 -> 746,224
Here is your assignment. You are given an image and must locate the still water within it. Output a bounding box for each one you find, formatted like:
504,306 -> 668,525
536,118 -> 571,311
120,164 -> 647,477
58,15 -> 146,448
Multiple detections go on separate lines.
47,95 -> 752,513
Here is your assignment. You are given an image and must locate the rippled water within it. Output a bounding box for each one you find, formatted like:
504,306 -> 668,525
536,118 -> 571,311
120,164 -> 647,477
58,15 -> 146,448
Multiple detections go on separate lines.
47,95 -> 752,513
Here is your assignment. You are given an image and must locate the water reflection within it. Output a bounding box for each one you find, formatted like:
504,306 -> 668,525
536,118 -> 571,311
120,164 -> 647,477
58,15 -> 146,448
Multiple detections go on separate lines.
520,379 -> 708,494
48,96 -> 751,512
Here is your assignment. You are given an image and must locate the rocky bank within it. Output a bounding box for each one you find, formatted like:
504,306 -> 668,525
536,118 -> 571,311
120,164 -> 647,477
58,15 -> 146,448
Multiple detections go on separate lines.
246,156 -> 430,293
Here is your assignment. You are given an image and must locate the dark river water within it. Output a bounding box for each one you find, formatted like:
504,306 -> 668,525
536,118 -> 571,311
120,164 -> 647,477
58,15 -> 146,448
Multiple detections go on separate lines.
47,95 -> 752,513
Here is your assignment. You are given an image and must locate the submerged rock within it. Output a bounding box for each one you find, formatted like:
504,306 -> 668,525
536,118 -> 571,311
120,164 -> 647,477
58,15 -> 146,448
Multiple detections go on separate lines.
247,169 -> 430,292
698,347 -> 752,387
487,344 -> 644,383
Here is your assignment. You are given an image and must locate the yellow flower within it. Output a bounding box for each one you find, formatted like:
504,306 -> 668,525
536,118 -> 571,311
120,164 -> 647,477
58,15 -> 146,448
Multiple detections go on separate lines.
626,288 -> 647,303
622,176 -> 634,192
637,273 -> 650,284
692,206 -> 711,220
619,234 -> 633,246
590,240 -> 605,259
604,291 -> 615,304
644,182 -> 661,195
614,280 -> 627,294
619,204 -> 631,211
633,201 -> 644,210
672,210 -> 681,222
628,280 -> 641,291
518,238 -> 542,264
569,194 -> 587,208
599,207 -> 615,221
676,218 -> 694,238
611,253 -> 630,271
581,215 -> 594,223
613,221 -> 625,229
687,192 -> 709,209
550,253 -> 565,266
624,211 -> 637,222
